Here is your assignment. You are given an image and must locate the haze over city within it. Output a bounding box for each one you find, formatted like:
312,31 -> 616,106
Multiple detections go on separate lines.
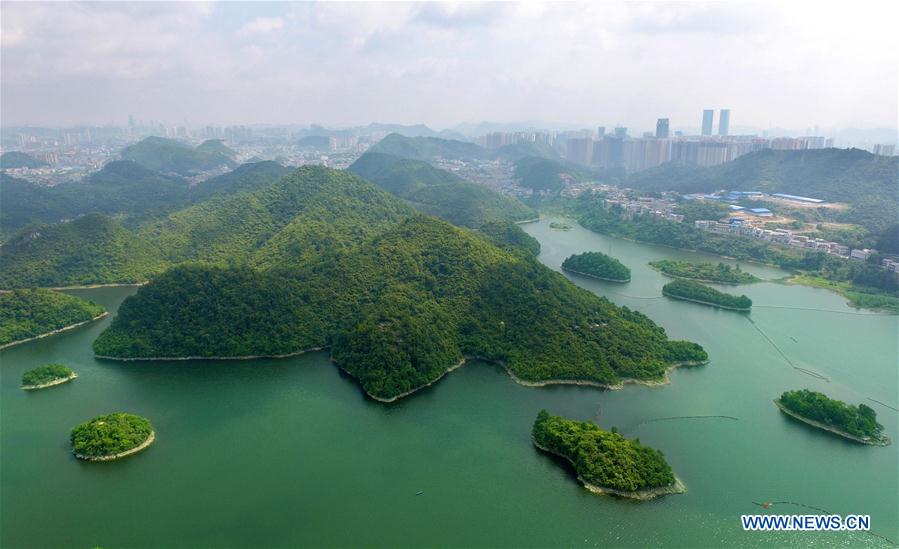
2,1 -> 897,133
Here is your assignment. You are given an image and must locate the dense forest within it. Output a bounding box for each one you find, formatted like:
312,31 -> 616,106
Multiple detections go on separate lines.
120,136 -> 236,175
0,289 -> 106,346
575,196 -> 899,312
649,260 -> 759,284
662,279 -> 752,310
778,389 -> 885,440
70,413 -> 154,458
94,214 -> 706,401
624,148 -> 899,233
513,156 -> 590,193
368,133 -> 485,162
562,251 -> 631,282
22,364 -> 74,387
532,410 -> 677,492
349,152 -> 536,227
476,220 -> 541,257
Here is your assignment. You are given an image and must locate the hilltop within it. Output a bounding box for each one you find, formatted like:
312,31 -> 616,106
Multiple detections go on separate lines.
0,151 -> 49,169
120,136 -> 237,175
349,152 -> 536,227
369,133 -> 485,162
0,289 -> 106,347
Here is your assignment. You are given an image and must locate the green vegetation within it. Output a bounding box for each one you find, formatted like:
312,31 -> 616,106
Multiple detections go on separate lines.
368,133 -> 485,162
492,142 -> 559,162
532,410 -> 677,493
70,413 -> 154,459
625,149 -> 899,233
477,220 -> 541,257
662,279 -> 752,310
575,196 -> 899,312
549,222 -> 571,230
349,152 -> 536,227
673,202 -> 731,224
777,389 -> 886,442
562,251 -> 631,282
120,136 -> 236,175
1,151 -> 49,169
0,289 -> 105,346
22,364 -> 75,387
649,260 -> 759,284
93,212 -> 706,401
513,156 -> 589,193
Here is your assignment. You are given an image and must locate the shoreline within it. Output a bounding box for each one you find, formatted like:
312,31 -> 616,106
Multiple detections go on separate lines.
22,372 -> 78,390
49,282 -> 147,291
662,291 -> 751,312
774,399 -> 891,446
562,267 -> 630,284
360,357 -> 468,403
501,359 -> 706,391
75,431 -> 156,461
95,346 -> 326,362
515,217 -> 542,225
532,439 -> 686,500
0,312 -> 109,351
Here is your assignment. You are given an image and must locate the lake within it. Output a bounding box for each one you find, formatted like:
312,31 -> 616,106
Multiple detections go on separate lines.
1,216 -> 896,547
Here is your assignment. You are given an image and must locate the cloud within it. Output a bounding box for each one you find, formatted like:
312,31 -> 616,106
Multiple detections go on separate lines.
237,16 -> 284,36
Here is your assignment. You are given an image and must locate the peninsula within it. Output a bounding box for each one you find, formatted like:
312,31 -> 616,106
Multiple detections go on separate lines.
71,413 -> 156,461
532,410 -> 685,500
0,289 -> 107,349
775,389 -> 890,446
662,279 -> 752,311
22,364 -> 77,390
649,260 -> 759,284
562,251 -> 631,282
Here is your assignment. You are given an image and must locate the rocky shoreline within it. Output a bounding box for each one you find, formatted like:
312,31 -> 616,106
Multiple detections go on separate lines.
75,431 -> 156,461
532,439 -> 686,500
22,372 -> 78,390
1,312 -> 109,350
774,399 -> 891,446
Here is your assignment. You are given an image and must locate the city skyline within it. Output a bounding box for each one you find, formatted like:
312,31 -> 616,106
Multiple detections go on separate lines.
2,2 -> 897,130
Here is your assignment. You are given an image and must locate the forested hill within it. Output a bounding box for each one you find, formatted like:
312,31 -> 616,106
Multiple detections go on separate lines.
625,148 -> 899,231
0,166 -> 416,288
368,133 -> 485,161
0,160 -> 288,241
349,152 -> 536,227
0,151 -> 49,169
120,136 -> 236,175
94,214 -> 707,401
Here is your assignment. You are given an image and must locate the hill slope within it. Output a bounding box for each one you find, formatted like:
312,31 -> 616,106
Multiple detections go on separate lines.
1,289 -> 106,347
349,152 -> 535,227
0,151 -> 49,169
369,133 -> 486,161
120,136 -> 236,175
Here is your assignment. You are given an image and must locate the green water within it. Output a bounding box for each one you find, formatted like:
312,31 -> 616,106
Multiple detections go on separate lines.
2,217 -> 896,548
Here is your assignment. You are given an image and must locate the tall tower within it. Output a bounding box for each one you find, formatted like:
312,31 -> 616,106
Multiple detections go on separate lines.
656,118 -> 670,139
702,109 -> 714,136
718,109 -> 730,136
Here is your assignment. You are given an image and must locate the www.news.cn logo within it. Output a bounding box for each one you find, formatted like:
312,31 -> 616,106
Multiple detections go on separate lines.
742,514 -> 870,531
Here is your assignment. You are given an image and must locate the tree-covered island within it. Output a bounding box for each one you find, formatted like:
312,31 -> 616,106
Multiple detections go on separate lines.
562,251 -> 631,282
549,222 -> 572,231
662,279 -> 752,311
649,260 -> 759,284
70,413 -> 156,461
532,410 -> 685,499
775,389 -> 890,446
0,289 -> 107,348
22,364 -> 77,390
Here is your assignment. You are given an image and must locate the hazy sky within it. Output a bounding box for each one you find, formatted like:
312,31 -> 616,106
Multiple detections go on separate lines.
2,1 -> 897,132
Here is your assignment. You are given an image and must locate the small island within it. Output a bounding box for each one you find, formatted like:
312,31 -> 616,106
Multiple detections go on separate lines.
649,260 -> 759,285
662,279 -> 752,311
532,410 -> 685,500
0,288 -> 107,349
775,389 -> 890,446
70,413 -> 156,461
562,251 -> 631,282
22,363 -> 77,390
549,222 -> 572,231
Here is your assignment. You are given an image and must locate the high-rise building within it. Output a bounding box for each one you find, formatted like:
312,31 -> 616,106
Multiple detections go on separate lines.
566,137 -> 594,165
597,126 -> 606,139
614,127 -> 627,138
656,118 -> 669,139
701,109 -> 714,136
718,109 -> 730,136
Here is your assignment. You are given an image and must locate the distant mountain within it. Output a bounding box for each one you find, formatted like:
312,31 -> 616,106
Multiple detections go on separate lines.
625,148 -> 899,232
195,139 -> 237,159
296,123 -> 467,141
120,136 -> 236,175
492,142 -> 560,163
0,151 -> 49,169
369,133 -> 486,162
297,135 -> 332,149
189,161 -> 290,202
1,174 -> 78,239
349,152 -> 535,227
